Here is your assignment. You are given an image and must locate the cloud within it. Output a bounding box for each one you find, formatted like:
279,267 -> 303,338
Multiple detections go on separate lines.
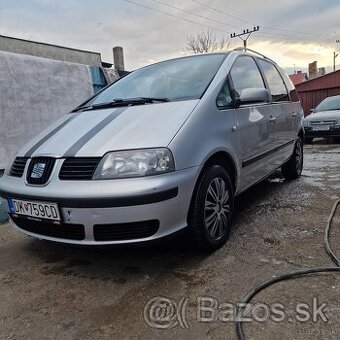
0,0 -> 339,71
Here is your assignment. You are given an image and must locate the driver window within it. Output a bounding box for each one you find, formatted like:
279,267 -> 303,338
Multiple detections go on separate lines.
230,56 -> 265,96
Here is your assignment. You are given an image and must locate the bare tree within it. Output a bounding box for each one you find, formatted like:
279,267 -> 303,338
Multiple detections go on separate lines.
186,29 -> 230,54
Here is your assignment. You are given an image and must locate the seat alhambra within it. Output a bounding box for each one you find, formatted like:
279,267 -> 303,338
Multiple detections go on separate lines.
0,48 -> 304,250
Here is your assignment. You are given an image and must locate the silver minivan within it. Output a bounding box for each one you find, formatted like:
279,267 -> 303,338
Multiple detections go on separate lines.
0,48 -> 304,250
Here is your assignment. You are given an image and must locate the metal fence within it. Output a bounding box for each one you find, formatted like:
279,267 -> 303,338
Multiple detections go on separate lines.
295,70 -> 340,115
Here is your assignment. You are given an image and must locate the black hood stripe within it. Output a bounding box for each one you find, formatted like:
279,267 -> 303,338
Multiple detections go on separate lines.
63,107 -> 128,157
24,112 -> 81,157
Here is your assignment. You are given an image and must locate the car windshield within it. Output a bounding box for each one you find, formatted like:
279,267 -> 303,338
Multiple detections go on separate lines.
314,96 -> 340,112
86,54 -> 226,106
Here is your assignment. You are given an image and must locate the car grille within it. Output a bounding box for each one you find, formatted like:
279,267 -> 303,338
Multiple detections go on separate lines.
26,157 -> 56,185
11,216 -> 85,240
59,158 -> 101,180
93,220 -> 159,241
9,157 -> 28,177
310,120 -> 336,125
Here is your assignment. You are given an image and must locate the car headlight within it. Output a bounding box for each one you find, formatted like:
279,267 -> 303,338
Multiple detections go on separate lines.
93,148 -> 175,180
303,120 -> 310,127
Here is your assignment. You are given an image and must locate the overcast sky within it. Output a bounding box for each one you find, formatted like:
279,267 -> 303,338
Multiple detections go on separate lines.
0,0 -> 339,72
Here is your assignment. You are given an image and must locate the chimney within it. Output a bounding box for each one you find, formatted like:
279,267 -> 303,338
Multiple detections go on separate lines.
308,61 -> 318,79
318,67 -> 326,76
113,46 -> 125,71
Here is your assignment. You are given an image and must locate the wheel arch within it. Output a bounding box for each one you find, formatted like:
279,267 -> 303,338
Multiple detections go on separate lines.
202,151 -> 238,192
189,151 -> 238,214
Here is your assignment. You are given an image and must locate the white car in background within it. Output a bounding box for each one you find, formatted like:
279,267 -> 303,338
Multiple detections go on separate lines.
304,95 -> 340,143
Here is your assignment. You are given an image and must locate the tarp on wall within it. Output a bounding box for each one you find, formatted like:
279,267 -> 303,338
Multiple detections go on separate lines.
0,51 -> 94,170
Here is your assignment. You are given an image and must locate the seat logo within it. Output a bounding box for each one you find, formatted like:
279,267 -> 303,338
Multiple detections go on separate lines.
31,163 -> 46,179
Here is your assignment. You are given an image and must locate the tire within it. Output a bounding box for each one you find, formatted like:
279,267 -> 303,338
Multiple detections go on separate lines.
281,137 -> 303,180
188,165 -> 234,251
305,137 -> 313,144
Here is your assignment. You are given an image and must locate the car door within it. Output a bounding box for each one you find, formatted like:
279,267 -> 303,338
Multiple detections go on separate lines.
229,56 -> 275,190
257,59 -> 296,163
280,70 -> 303,141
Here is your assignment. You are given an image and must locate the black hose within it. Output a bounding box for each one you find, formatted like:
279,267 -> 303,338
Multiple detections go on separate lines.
324,199 -> 340,267
235,199 -> 340,340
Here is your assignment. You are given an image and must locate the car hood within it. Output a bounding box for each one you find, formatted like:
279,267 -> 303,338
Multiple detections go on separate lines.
19,100 -> 199,158
305,110 -> 340,122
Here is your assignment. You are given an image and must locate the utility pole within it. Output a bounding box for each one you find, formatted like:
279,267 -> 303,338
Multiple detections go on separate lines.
334,40 -> 340,72
230,26 -> 260,48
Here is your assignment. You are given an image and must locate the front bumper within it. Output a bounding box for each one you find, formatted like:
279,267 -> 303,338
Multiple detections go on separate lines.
305,126 -> 340,138
0,165 -> 201,245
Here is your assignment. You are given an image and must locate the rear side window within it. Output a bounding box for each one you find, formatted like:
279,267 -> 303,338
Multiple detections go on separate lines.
257,59 -> 289,102
230,56 -> 265,95
280,72 -> 300,102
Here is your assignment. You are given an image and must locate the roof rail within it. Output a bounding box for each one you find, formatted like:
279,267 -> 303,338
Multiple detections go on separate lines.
233,47 -> 275,63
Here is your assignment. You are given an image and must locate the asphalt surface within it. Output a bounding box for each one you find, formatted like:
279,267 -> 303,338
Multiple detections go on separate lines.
1,142 -> 340,340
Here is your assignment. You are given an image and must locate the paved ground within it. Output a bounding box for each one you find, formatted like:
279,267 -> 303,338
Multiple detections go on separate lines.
1,142 -> 340,340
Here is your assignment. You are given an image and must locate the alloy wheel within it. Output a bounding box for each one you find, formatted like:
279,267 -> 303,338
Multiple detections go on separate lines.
204,177 -> 231,240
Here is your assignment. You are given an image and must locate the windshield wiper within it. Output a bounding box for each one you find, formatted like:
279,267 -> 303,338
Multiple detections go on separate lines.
137,97 -> 169,103
72,97 -> 169,112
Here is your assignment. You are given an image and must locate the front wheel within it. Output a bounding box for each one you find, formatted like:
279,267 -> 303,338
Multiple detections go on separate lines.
188,165 -> 234,251
281,137 -> 303,180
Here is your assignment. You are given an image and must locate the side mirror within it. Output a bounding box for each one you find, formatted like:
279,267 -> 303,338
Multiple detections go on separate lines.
309,109 -> 314,114
236,88 -> 270,106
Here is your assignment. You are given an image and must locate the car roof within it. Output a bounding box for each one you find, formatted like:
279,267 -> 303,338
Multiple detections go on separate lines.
321,94 -> 340,100
132,49 -> 277,72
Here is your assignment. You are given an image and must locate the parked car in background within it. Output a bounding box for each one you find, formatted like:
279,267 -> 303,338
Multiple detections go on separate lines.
304,95 -> 340,143
0,48 -> 304,251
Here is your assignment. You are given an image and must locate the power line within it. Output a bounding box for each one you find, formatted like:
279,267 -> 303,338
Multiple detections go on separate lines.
192,0 -> 321,38
262,25 -> 320,37
254,32 -> 329,44
257,31 -> 319,41
120,0 -> 230,34
253,34 -> 313,43
147,0 -> 238,29
192,0 -> 254,26
231,26 -> 260,48
121,0 -> 329,47
147,0 -> 321,43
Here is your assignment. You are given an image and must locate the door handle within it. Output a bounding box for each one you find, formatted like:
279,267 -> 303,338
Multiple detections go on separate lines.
291,112 -> 298,117
269,116 -> 276,122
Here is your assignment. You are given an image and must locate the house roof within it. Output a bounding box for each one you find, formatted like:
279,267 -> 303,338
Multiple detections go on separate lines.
295,69 -> 340,92
289,72 -> 308,85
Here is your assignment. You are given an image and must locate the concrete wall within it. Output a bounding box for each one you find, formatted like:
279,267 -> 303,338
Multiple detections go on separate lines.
0,35 -> 102,66
0,50 -> 94,171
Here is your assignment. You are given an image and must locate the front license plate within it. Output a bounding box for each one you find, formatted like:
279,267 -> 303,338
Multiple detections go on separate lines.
8,198 -> 61,221
312,125 -> 330,131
